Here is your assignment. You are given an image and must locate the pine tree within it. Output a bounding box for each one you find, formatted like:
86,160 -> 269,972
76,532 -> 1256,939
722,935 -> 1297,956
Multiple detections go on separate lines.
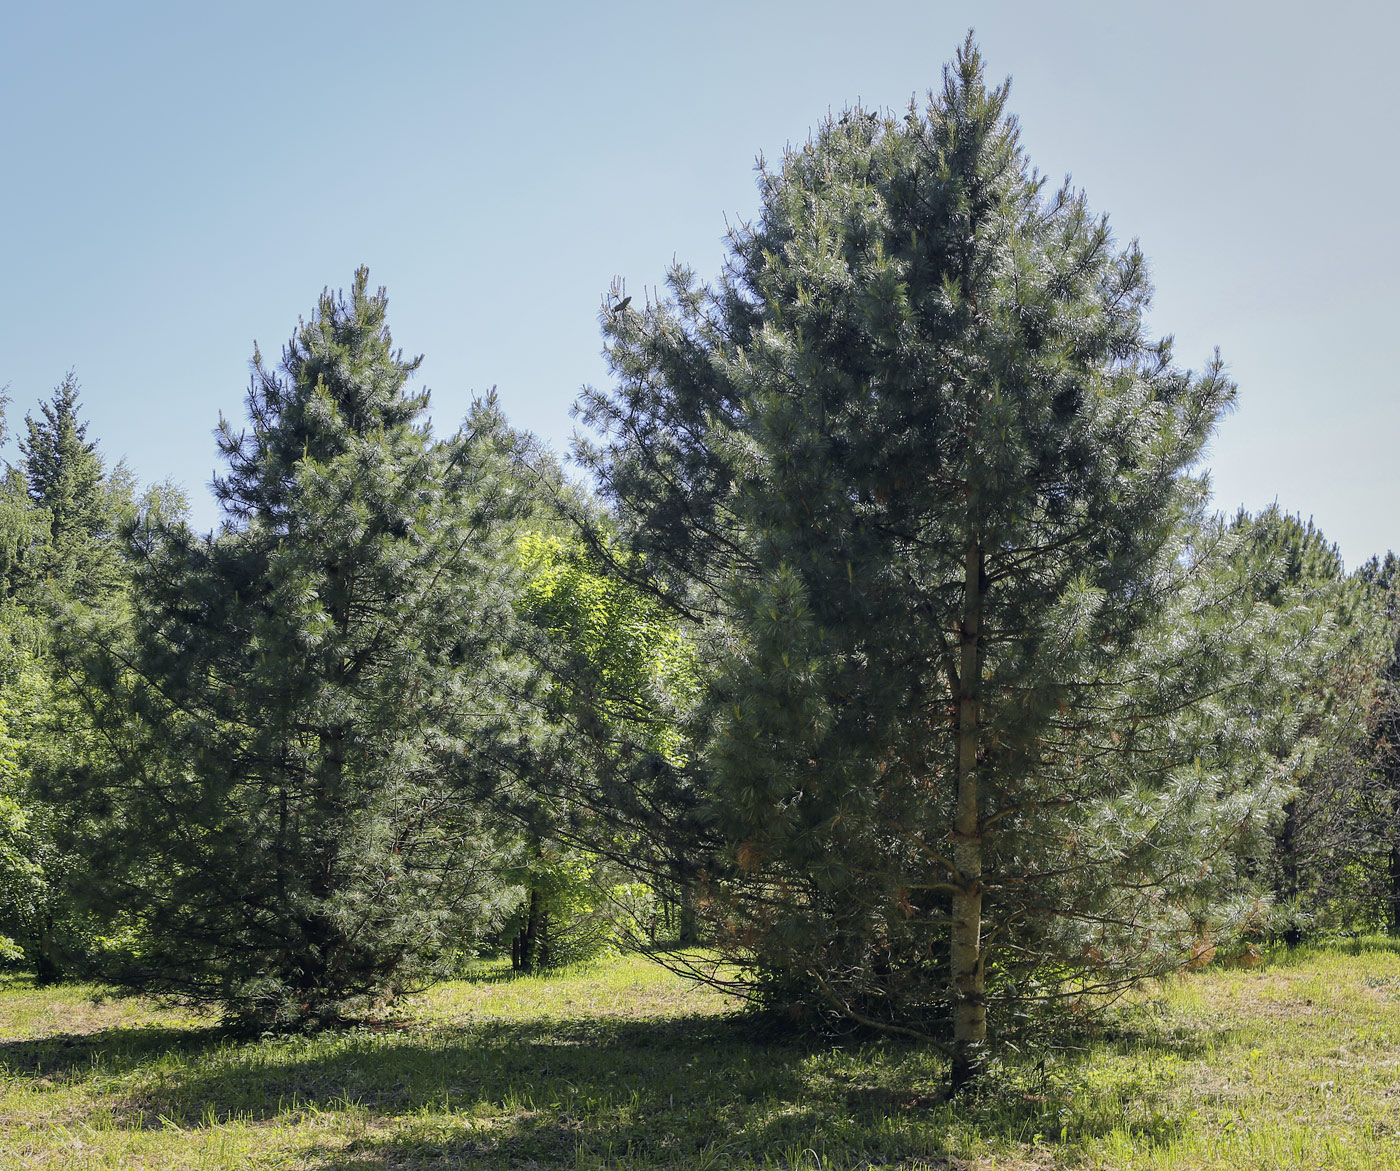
1358,552 -> 1400,930
577,40 -> 1303,1087
1225,508 -> 1390,941
53,270 -> 530,1027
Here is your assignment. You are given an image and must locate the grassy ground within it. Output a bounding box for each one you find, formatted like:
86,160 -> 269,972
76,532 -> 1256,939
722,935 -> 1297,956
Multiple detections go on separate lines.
2,941 -> 1399,1169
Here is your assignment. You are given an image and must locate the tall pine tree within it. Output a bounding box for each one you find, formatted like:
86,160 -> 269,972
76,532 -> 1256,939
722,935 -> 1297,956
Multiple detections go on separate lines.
577,40 -> 1304,1087
55,270 -> 530,1027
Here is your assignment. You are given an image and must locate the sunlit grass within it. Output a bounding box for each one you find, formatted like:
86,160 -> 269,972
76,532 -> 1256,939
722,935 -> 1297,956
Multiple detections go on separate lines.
2,943 -> 1400,1168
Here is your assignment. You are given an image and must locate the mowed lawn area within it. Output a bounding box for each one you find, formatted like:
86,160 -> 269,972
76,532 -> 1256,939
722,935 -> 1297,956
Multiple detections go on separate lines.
3,942 -> 1400,1170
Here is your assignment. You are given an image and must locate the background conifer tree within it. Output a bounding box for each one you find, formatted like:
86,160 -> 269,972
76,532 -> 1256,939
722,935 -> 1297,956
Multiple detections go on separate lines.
577,40 -> 1310,1087
1223,508 -> 1391,942
1357,552 -> 1400,930
0,384 -> 152,982
20,372 -> 121,601
53,270 -> 529,1028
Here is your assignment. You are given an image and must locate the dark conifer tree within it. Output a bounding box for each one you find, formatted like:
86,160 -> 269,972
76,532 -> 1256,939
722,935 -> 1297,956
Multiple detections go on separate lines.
577,40 -> 1308,1087
0,385 -> 131,982
20,372 -> 118,601
54,271 -> 529,1027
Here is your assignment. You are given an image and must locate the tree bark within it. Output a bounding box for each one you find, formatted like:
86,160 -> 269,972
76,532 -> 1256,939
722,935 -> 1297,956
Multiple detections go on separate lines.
1278,798 -> 1301,948
34,914 -> 61,986
514,888 -> 541,972
678,877 -> 699,946
1388,842 -> 1400,938
950,535 -> 986,1092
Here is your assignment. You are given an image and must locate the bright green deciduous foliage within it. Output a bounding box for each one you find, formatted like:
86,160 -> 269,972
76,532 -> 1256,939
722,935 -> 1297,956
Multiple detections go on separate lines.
520,531 -> 698,769
52,271 -> 530,1029
509,531 -> 704,959
577,40 -> 1306,1088
498,838 -> 628,972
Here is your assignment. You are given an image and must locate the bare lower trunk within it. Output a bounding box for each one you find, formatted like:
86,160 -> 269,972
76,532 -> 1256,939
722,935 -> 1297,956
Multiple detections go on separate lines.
950,535 -> 985,1092
1278,798 -> 1301,948
678,878 -> 699,946
34,914 -> 61,986
513,887 -> 543,972
1388,843 -> 1400,938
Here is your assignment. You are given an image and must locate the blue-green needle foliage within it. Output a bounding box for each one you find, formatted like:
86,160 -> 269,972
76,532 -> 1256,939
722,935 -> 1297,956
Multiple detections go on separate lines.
1221,508 -> 1393,941
577,40 -> 1312,1061
1354,550 -> 1400,931
53,270 -> 531,1030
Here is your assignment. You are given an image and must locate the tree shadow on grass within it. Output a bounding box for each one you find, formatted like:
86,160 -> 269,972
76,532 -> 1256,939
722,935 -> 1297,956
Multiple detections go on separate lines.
57,1004 -> 1223,1170
0,1022 -> 230,1081
0,968 -> 1237,1170
125,1011 -> 814,1125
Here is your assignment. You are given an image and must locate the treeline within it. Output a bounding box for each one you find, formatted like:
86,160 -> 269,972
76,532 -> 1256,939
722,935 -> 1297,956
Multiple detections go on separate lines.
2,41 -> 1398,1091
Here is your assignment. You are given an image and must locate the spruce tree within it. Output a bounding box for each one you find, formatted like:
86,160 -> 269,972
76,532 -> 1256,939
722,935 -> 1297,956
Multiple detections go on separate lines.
577,40 -> 1302,1087
54,270 -> 528,1027
0,387 -> 123,982
20,372 -> 119,601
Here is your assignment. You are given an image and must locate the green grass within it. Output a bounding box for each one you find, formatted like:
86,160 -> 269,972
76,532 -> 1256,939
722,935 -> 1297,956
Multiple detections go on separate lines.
3,942 -> 1400,1169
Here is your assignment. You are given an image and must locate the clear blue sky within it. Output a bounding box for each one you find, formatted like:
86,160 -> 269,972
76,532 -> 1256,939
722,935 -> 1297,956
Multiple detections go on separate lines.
3,1 -> 1396,566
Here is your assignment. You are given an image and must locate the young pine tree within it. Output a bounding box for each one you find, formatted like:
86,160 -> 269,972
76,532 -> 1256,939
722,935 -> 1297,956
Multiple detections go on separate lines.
577,40 -> 1304,1088
54,270 -> 529,1028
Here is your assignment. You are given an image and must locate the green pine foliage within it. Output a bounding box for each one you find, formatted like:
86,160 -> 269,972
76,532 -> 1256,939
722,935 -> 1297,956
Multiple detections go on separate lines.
1223,507 -> 1392,941
50,270 -> 531,1029
1355,551 -> 1400,930
0,690 -> 39,963
575,39 -> 1313,1084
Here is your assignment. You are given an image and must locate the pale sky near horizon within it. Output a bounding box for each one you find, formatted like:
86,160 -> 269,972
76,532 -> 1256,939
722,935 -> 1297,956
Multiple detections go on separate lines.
3,1 -> 1396,567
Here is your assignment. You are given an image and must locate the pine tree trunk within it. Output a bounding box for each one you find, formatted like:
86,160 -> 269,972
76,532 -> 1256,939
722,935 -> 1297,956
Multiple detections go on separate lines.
1388,843 -> 1400,937
950,536 -> 986,1092
678,878 -> 699,946
538,910 -> 551,968
34,914 -> 61,986
1278,798 -> 1301,947
516,888 -> 541,973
